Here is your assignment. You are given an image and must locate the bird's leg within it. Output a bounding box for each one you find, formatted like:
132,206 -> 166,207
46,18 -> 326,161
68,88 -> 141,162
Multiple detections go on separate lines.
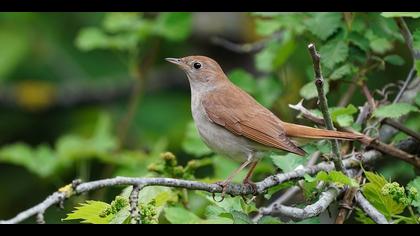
242,161 -> 258,195
216,160 -> 252,201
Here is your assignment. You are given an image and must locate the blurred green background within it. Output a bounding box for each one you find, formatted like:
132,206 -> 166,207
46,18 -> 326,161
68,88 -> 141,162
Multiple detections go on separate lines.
0,12 -> 418,224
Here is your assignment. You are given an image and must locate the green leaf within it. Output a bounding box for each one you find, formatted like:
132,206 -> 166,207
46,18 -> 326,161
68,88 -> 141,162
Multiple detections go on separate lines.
366,30 -> 393,54
270,152 -> 306,173
164,206 -> 202,224
212,155 -> 246,181
384,55 -> 405,66
182,121 -> 212,157
305,13 -> 342,40
155,12 -> 192,41
75,27 -> 109,51
0,29 -> 29,79
330,104 -> 357,127
64,201 -> 112,224
231,211 -> 253,224
264,181 -> 295,199
407,177 -> 420,212
255,19 -> 282,36
299,81 -> 329,100
315,171 -> 359,187
228,69 -> 257,94
373,103 -> 419,119
257,216 -> 283,224
320,41 -> 349,70
381,12 -> 420,18
348,32 -> 370,52
362,171 -> 405,218
329,64 -> 352,80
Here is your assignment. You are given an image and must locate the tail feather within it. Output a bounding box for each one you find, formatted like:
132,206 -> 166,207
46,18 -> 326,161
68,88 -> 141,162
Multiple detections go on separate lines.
282,122 -> 364,140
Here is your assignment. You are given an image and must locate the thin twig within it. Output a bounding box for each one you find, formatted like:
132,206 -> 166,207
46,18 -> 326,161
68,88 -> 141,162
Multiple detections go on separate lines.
355,192 -> 389,224
308,43 -> 345,172
383,118 -> 420,141
335,174 -> 362,224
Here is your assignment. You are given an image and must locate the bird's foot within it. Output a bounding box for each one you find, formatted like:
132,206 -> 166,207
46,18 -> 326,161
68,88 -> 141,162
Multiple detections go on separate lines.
212,181 -> 230,202
242,179 -> 258,196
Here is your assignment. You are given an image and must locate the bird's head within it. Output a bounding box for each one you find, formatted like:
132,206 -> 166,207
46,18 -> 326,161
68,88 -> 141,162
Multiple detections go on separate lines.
165,56 -> 227,88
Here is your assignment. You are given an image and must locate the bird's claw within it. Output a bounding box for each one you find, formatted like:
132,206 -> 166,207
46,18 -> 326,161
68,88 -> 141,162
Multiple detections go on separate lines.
242,180 -> 258,196
212,181 -> 229,202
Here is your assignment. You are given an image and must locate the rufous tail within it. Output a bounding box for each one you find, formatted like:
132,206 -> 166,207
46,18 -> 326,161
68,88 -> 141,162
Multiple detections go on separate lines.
282,122 -> 365,141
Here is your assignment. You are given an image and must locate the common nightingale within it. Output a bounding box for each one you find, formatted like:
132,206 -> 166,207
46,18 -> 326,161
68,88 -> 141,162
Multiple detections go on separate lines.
166,56 -> 363,197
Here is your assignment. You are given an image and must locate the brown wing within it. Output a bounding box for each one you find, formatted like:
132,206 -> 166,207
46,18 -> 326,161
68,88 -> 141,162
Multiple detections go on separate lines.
202,84 -> 306,156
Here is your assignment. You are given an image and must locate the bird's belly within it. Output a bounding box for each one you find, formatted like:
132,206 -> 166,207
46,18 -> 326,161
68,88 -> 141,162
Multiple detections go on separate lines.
191,100 -> 255,162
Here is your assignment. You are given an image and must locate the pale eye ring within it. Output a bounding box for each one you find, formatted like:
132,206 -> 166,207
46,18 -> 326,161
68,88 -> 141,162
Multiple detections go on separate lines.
193,62 -> 202,69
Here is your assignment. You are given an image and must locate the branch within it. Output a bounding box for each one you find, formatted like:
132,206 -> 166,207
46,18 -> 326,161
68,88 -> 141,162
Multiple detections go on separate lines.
260,187 -> 341,220
355,192 -> 389,224
129,185 -> 142,224
308,43 -> 345,172
2,138 -> 417,224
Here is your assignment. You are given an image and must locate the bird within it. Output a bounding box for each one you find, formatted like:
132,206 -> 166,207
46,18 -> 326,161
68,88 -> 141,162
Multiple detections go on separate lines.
166,55 -> 364,197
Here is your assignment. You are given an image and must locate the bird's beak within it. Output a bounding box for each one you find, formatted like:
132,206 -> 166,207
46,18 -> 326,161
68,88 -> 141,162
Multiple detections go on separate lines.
165,58 -> 182,65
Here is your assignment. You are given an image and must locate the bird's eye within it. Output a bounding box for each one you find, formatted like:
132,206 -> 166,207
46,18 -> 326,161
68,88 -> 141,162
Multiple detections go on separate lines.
193,62 -> 202,69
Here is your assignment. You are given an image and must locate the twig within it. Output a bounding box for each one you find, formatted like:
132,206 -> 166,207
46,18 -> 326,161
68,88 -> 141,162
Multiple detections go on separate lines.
395,17 -> 420,61
360,80 -> 376,111
129,185 -> 142,224
355,192 -> 389,224
383,118 -> 420,141
260,187 -> 340,220
36,212 -> 45,224
308,43 -> 345,172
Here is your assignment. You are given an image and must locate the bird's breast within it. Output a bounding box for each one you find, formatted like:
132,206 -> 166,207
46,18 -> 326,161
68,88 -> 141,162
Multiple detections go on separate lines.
190,92 -> 256,162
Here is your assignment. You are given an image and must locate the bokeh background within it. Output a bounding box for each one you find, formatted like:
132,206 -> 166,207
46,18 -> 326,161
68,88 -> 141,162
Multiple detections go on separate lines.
0,12 -> 418,224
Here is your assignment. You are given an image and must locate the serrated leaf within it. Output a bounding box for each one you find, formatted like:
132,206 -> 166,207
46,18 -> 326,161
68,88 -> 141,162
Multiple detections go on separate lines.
384,55 -> 405,66
329,64 -> 352,80
164,206 -> 201,224
228,69 -> 256,94
64,201 -> 112,224
305,13 -> 342,40
182,121 -> 212,156
264,181 -> 295,199
373,103 -> 419,119
299,81 -> 329,100
381,12 -> 420,18
320,41 -> 349,70
155,12 -> 192,41
407,177 -> 420,213
330,104 -> 357,127
362,171 -> 405,218
366,31 -> 393,54
315,171 -> 359,187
